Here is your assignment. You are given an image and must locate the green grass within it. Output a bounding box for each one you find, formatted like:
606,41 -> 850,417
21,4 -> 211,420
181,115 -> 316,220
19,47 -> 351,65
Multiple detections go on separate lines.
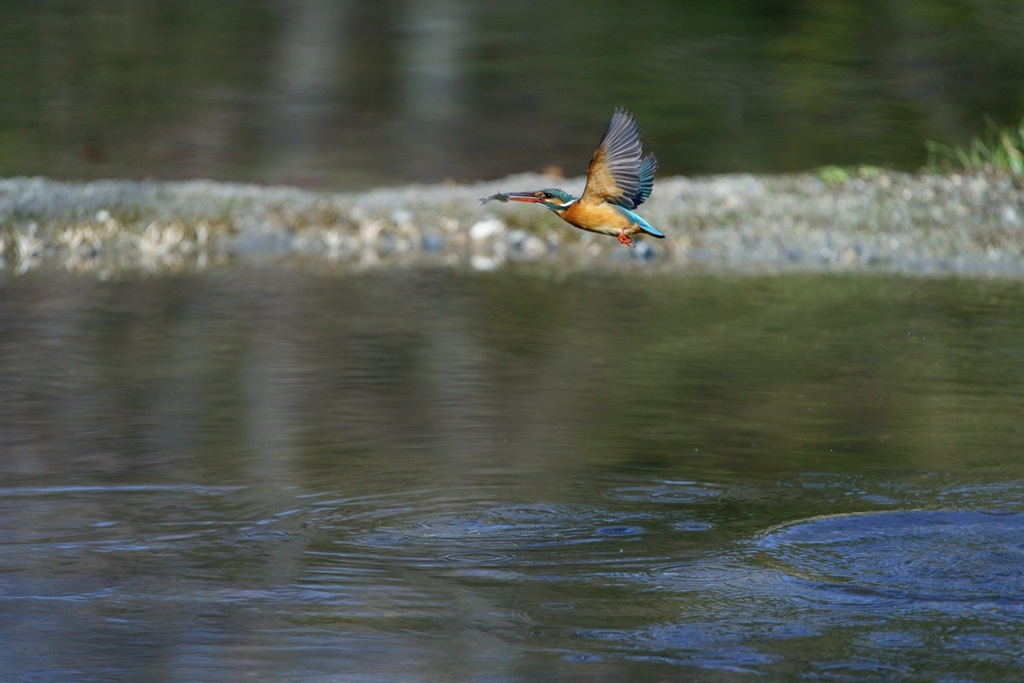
926,117 -> 1024,175
816,164 -> 883,186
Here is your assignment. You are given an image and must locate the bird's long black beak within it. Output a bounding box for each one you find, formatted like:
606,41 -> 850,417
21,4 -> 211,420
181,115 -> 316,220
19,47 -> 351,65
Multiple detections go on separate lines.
478,191 -> 542,205
502,191 -> 543,203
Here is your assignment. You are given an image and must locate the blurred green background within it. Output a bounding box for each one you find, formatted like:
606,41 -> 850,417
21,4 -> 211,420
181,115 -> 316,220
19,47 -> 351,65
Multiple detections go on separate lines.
2,0 -> 1023,189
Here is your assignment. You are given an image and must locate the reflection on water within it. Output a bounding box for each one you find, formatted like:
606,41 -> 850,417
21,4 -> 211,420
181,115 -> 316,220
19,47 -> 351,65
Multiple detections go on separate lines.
3,269 -> 1024,680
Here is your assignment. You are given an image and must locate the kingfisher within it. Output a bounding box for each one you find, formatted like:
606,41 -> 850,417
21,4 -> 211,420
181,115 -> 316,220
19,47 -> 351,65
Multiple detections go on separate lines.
480,107 -> 663,248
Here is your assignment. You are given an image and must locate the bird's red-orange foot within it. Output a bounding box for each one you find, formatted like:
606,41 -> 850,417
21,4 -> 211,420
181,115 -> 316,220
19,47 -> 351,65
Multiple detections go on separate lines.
617,231 -> 635,248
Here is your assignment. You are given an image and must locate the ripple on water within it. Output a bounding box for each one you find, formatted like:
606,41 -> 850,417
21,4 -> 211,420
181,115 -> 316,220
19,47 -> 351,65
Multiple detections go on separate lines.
583,507 -> 1024,677
754,509 -> 1024,605
325,499 -> 668,575
0,483 -> 301,606
573,624 -> 780,673
0,483 -> 247,553
605,480 -> 723,504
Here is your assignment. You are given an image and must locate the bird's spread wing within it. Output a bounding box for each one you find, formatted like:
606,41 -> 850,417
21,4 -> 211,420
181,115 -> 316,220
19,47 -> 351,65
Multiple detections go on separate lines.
581,107 -> 656,208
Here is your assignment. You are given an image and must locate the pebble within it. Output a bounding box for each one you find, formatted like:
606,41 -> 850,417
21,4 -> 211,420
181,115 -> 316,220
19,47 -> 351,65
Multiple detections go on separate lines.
469,218 -> 504,241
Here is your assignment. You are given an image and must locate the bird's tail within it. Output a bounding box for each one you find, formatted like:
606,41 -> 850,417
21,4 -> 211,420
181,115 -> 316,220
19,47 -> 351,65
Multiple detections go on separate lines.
635,214 -> 665,238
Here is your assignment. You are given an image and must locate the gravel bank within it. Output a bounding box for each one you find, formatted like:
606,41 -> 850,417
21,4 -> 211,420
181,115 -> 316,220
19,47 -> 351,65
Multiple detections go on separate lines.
2,171 -> 1022,277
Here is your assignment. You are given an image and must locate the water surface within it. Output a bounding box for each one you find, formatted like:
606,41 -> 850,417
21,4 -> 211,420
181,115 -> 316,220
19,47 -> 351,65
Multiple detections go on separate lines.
3,269 -> 1024,680
2,2 -> 1023,186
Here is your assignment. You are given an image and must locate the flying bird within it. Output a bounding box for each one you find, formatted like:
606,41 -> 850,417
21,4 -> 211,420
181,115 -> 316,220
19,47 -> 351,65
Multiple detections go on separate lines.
480,108 -> 663,248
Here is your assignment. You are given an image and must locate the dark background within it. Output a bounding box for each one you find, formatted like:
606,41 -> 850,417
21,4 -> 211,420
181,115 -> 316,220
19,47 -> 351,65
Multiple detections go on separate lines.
2,0 -> 1023,189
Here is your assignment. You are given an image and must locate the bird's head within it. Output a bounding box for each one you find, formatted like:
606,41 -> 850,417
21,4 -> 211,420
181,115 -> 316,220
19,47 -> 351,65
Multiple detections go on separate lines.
503,188 -> 576,212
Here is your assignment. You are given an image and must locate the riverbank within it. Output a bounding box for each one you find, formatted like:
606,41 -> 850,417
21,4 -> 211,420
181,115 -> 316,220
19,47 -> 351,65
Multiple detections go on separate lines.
2,171 -> 1022,277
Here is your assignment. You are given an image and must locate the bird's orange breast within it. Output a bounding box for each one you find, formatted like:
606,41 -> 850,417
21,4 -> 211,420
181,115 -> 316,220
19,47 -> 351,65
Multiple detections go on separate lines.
561,201 -> 634,236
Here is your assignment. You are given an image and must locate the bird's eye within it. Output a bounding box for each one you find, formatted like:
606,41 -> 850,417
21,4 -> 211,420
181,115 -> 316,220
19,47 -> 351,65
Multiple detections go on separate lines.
542,192 -> 552,199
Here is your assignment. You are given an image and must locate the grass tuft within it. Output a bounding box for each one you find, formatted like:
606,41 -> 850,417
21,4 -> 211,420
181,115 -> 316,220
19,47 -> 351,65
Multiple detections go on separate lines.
926,117 -> 1024,175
